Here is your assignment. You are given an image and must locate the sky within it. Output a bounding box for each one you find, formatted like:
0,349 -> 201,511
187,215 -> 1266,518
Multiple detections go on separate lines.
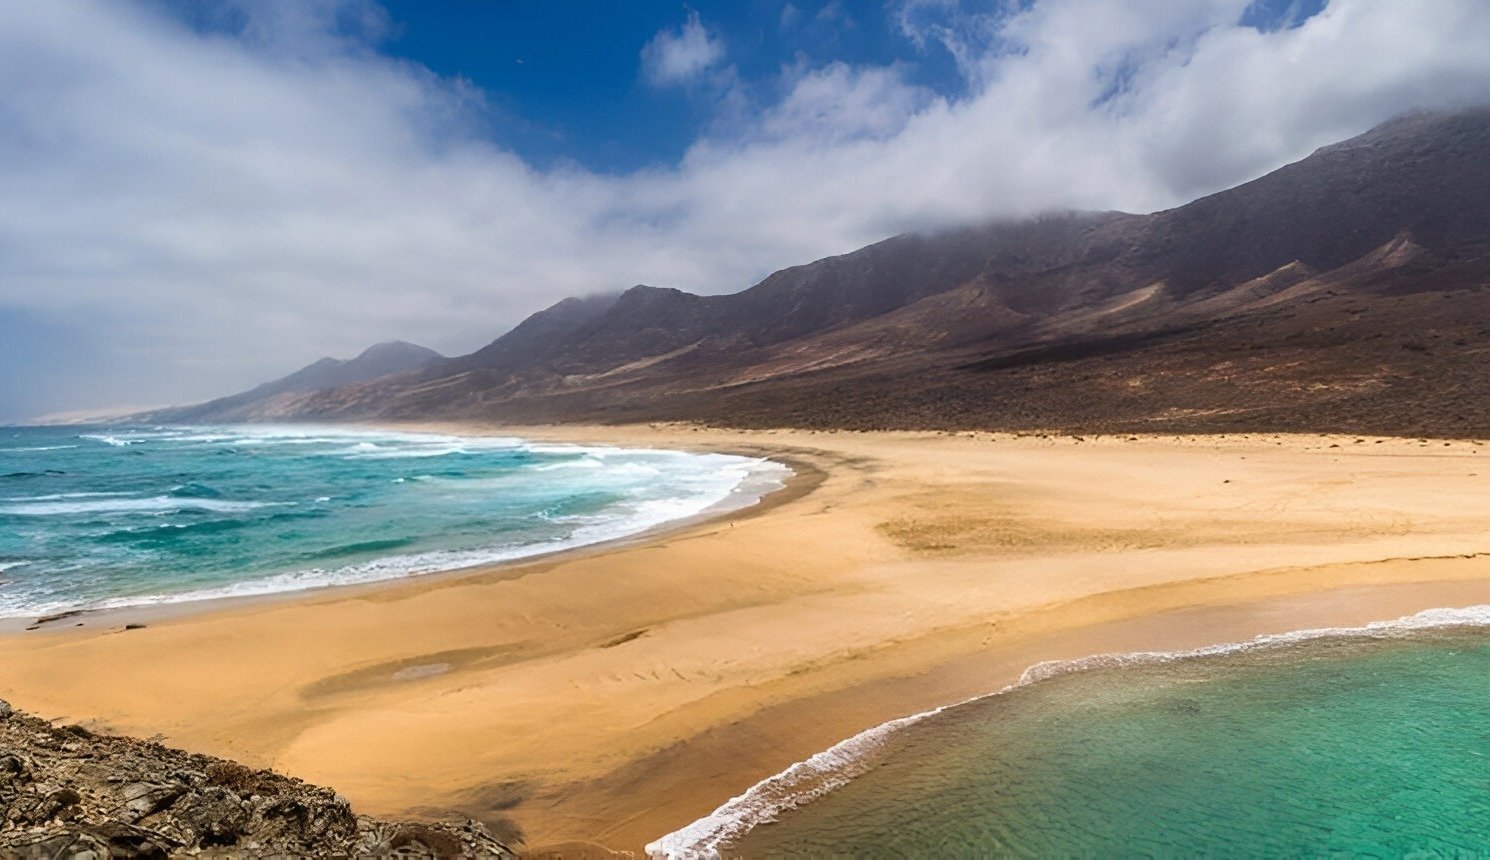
2,0 -> 1489,421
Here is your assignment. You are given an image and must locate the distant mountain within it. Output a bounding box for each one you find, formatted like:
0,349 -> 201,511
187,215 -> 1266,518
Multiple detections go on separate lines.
146,341 -> 443,423
159,107 -> 1490,436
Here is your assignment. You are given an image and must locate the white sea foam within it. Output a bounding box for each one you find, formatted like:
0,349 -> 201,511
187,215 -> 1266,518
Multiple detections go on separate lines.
79,429 -> 201,445
532,456 -> 605,471
0,438 -> 791,619
604,462 -> 663,477
344,445 -> 470,459
259,425 -> 521,446
644,604 -> 1490,859
7,445 -> 79,452
1013,605 -> 1490,684
0,492 -> 133,502
160,433 -> 244,443
0,496 -> 275,516
79,434 -> 137,446
523,443 -> 603,455
162,426 -> 526,451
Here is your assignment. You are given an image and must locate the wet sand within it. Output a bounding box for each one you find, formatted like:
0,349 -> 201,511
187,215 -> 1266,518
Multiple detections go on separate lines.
2,426 -> 1489,855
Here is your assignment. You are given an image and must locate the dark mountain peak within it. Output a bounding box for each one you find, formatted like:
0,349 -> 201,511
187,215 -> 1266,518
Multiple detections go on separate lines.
140,339 -> 444,423
1316,106 -> 1490,157
361,339 -> 426,353
352,340 -> 443,365
1122,104 -> 1490,293
614,284 -> 698,308
459,292 -> 625,370
548,292 -> 624,316
261,339 -> 443,392
453,285 -> 710,375
328,340 -> 444,383
301,356 -> 342,372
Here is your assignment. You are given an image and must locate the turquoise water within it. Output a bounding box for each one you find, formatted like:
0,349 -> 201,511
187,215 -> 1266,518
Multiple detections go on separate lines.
0,424 -> 786,617
657,612 -> 1490,857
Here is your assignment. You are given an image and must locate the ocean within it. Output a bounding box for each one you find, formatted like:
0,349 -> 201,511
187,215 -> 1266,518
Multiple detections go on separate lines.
0,424 -> 788,618
654,607 -> 1490,857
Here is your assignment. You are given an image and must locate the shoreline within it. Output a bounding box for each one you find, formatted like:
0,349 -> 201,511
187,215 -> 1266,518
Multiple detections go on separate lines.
1,425 -> 1488,855
655,598 -> 1490,858
0,429 -> 816,634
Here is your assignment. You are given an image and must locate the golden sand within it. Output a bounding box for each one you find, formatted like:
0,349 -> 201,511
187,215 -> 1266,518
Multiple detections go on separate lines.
3,426 -> 1489,854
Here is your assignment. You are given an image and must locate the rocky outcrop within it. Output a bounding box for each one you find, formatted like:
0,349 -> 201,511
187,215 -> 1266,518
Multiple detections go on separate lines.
0,699 -> 513,858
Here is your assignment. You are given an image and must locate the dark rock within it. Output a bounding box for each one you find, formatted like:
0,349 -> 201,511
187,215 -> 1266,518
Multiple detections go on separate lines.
0,704 -> 514,857
29,610 -> 82,629
386,822 -> 468,855
118,781 -> 186,820
8,786 -> 82,826
5,827 -> 124,860
253,793 -> 358,845
167,786 -> 248,847
0,752 -> 29,782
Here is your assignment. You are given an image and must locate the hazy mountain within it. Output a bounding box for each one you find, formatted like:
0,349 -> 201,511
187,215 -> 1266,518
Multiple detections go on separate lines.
146,341 -> 443,423
163,107 -> 1490,436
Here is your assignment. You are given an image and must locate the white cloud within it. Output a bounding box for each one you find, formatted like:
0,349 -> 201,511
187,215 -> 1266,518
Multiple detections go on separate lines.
641,10 -> 726,88
815,1 -> 852,26
1,0 -> 1489,417
760,62 -> 934,144
893,0 -> 1001,85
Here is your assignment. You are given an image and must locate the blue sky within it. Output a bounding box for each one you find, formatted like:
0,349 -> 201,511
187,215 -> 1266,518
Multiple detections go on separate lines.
153,0 -> 984,173
158,0 -> 1324,175
392,1 -> 1328,167
374,1 -> 966,173
0,0 -> 1483,420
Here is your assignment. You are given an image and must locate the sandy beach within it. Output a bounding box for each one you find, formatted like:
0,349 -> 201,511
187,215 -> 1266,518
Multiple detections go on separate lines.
3,425 -> 1490,856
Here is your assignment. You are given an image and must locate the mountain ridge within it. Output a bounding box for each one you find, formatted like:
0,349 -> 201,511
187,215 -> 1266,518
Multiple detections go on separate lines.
147,340 -> 443,423
152,106 -> 1490,436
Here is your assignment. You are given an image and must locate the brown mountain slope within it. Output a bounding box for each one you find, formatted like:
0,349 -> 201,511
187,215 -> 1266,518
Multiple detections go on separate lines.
147,340 -> 443,423
175,107 -> 1490,436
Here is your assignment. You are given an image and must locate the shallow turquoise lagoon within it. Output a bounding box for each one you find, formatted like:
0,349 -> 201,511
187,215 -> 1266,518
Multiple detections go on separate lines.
662,616 -> 1490,857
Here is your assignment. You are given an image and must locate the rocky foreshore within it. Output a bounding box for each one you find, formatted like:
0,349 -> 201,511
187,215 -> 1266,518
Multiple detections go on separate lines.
0,699 -> 514,858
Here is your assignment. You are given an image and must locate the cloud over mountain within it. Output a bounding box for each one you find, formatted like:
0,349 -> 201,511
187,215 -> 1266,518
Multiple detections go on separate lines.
1,0 -> 1488,419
